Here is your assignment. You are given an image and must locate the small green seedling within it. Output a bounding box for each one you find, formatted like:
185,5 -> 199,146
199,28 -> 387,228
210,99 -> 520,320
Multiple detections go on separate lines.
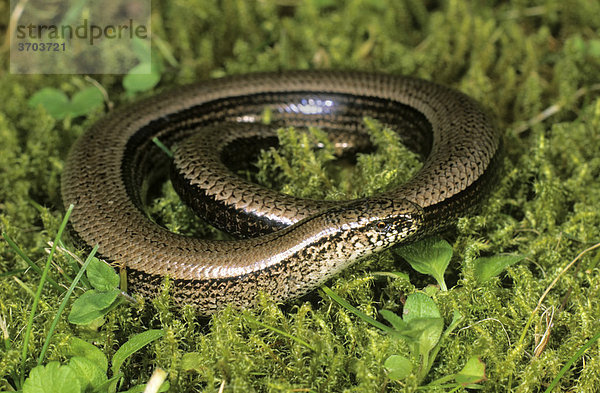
397,237 -> 453,290
68,257 -> 123,326
122,39 -> 162,95
322,286 -> 485,388
380,293 -> 467,384
21,332 -> 167,393
473,254 -> 525,283
397,237 -> 524,288
3,206 -> 164,392
28,86 -> 104,120
122,62 -> 161,95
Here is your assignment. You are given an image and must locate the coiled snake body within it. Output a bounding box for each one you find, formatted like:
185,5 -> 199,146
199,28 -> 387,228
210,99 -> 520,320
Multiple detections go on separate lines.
62,71 -> 502,314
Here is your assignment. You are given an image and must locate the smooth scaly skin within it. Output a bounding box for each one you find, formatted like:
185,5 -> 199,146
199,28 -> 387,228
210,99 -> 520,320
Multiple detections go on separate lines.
61,71 -> 502,314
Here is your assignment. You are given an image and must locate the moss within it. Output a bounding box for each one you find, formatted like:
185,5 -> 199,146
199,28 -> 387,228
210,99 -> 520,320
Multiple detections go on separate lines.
254,119 -> 421,200
2,0 -> 600,391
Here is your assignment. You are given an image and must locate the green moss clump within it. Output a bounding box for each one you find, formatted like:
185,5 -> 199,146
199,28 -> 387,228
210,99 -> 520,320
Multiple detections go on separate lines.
255,119 -> 421,200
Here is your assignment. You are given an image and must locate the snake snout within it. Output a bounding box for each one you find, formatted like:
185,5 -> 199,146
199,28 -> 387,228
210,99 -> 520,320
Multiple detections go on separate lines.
329,197 -> 424,250
369,197 -> 424,243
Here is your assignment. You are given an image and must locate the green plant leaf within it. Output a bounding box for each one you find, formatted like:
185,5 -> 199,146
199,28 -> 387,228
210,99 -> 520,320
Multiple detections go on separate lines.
455,356 -> 486,386
68,356 -> 107,391
123,62 -> 161,93
94,374 -> 123,393
23,362 -> 81,393
403,293 -> 444,355
28,88 -> 70,120
402,292 -> 442,322
68,289 -> 120,325
67,337 -> 108,373
380,309 -> 407,331
473,254 -> 525,283
409,318 -> 444,355
444,310 -> 464,338
87,258 -> 119,291
131,37 -> 152,63
588,39 -> 600,58
397,237 -> 452,290
111,329 -> 165,375
70,87 -> 104,118
28,86 -> 104,119
122,385 -> 146,393
384,355 -> 413,380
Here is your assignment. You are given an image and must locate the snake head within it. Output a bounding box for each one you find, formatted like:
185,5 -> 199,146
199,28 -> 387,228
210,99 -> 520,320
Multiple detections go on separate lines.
324,196 -> 424,256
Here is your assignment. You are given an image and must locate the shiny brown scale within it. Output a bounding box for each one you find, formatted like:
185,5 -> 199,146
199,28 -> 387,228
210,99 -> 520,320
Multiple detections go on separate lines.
61,71 -> 502,314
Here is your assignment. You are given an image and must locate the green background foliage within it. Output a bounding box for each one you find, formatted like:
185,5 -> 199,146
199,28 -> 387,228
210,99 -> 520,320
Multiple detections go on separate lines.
2,0 -> 600,391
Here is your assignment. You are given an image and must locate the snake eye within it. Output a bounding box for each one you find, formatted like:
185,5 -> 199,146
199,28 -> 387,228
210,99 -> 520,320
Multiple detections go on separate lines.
376,221 -> 388,230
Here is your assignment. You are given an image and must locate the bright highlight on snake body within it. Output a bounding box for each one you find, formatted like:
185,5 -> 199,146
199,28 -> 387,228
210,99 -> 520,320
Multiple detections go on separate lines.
61,71 -> 502,315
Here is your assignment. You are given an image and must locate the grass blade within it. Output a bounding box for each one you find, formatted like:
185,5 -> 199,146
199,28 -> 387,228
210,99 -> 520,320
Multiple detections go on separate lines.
2,232 -> 64,292
152,137 -> 173,158
111,330 -> 165,376
19,204 -> 73,385
37,245 -> 99,365
57,239 -> 92,289
543,330 -> 600,393
244,314 -> 315,352
321,285 -> 393,333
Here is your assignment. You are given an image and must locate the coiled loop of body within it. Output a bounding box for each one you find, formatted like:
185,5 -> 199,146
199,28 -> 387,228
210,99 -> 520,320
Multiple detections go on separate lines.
61,71 -> 502,314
